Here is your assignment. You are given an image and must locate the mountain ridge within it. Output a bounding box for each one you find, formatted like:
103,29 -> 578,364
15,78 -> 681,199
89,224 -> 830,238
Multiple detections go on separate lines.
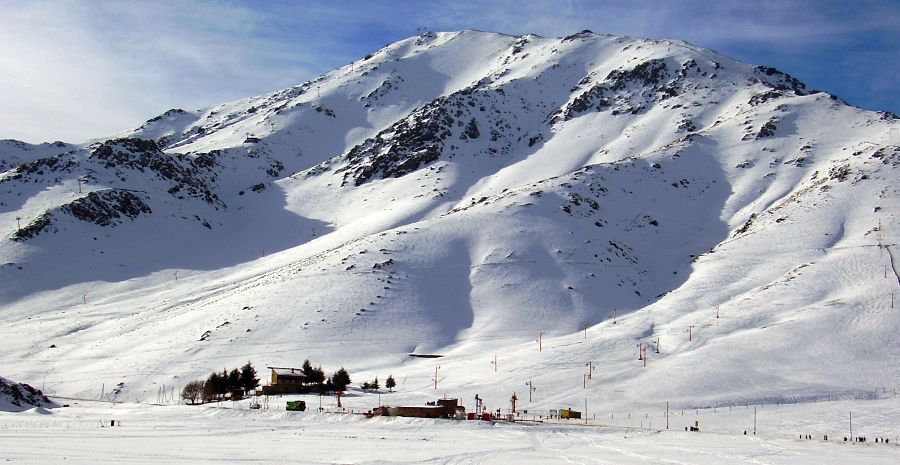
0,30 -> 897,408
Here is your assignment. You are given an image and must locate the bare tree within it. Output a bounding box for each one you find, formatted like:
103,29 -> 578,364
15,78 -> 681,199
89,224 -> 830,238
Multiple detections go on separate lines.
181,380 -> 204,404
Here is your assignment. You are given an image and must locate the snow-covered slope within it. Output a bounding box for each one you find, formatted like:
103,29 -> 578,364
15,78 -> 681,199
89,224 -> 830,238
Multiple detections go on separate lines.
0,30 -> 897,412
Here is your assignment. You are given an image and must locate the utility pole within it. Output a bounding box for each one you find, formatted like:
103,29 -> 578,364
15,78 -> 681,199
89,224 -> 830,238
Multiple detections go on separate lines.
688,325 -> 695,342
82,293 -> 87,305
613,308 -> 617,324
754,406 -> 757,435
539,331 -> 543,351
433,365 -> 440,390
584,398 -> 588,425
878,219 -> 882,248
15,216 -> 21,232
666,401 -> 669,429
584,323 -> 588,339
656,337 -> 660,353
716,306 -> 720,318
643,346 -> 647,367
586,361 -> 593,379
525,381 -> 536,402
849,410 -> 852,439
491,354 -> 498,372
638,343 -> 643,360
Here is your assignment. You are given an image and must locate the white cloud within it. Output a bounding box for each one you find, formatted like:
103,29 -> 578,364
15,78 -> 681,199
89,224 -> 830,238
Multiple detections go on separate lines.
0,0 -> 314,143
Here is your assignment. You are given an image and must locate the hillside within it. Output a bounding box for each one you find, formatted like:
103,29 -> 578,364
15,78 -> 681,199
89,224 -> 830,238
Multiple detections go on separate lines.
0,30 -> 897,412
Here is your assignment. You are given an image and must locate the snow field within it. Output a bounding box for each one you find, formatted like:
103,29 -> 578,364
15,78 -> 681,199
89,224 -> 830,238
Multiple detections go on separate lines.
0,399 -> 897,464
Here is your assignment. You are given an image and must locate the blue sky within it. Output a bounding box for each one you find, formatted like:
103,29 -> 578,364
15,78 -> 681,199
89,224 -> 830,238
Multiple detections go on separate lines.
1,0 -> 897,143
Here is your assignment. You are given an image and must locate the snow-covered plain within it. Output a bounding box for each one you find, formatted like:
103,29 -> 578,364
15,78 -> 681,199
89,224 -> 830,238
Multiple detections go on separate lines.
1,398 -> 897,464
0,29 -> 897,462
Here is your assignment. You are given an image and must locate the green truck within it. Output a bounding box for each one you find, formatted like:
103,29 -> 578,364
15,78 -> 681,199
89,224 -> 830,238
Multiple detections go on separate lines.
286,400 -> 307,411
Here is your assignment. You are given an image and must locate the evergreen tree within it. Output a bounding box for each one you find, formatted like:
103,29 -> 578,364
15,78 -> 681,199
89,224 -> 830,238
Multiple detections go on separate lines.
332,367 -> 351,391
311,365 -> 326,385
227,368 -> 241,393
218,368 -> 229,396
385,375 -> 396,392
371,377 -> 379,391
239,361 -> 259,393
301,358 -> 314,385
203,372 -> 221,402
324,377 -> 335,393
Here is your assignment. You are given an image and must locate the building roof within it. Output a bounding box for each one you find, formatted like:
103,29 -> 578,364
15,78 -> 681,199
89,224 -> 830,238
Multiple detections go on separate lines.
268,367 -> 307,378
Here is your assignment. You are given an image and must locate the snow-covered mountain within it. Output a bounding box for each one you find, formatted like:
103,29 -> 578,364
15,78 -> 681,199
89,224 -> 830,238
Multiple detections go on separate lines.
1,30 -> 897,410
